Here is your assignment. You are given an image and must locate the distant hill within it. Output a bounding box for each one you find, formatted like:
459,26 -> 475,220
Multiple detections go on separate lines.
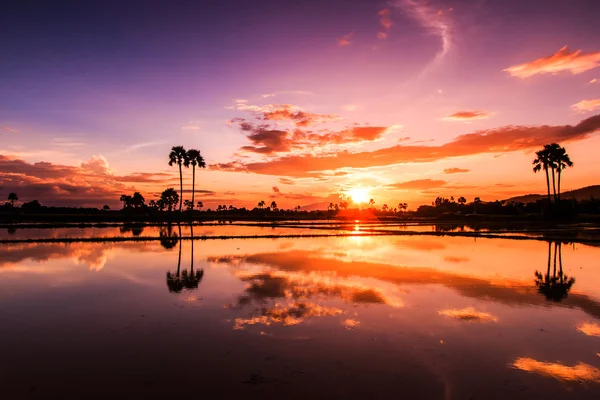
505,185 -> 600,203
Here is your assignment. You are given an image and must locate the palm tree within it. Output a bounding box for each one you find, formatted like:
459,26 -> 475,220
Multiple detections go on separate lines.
168,146 -> 188,212
270,201 -> 278,211
186,149 -> 206,211
197,201 -> 203,210
258,200 -> 265,209
533,147 -> 553,203
554,146 -> 573,201
457,197 -> 466,205
368,199 -> 375,209
8,192 -> 18,207
160,188 -> 179,213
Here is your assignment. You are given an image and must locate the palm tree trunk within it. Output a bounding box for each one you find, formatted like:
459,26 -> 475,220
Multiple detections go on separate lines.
190,224 -> 194,274
551,168 -> 557,203
553,242 -> 557,277
546,242 -> 551,279
177,223 -> 182,276
544,168 -> 551,203
178,164 -> 183,212
558,242 -> 563,281
191,165 -> 196,211
557,169 -> 561,201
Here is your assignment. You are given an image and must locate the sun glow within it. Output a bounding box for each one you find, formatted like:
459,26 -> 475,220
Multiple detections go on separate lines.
348,187 -> 370,204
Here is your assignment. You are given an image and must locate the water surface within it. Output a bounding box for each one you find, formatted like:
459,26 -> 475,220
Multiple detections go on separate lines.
1,232 -> 599,399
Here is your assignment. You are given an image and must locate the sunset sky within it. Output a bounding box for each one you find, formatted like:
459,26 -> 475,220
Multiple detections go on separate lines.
2,0 -> 600,209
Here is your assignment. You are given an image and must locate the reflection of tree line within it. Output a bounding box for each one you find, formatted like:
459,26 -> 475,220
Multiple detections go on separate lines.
534,241 -> 575,302
161,223 -> 204,293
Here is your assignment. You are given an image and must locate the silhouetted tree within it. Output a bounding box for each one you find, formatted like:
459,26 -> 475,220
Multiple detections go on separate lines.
258,200 -> 265,209
120,194 -> 132,209
473,197 -> 481,214
130,192 -> 145,209
457,197 -> 466,205
382,204 -> 389,212
168,145 -> 188,212
553,145 -> 573,201
398,202 -> 408,212
160,188 -> 179,213
8,192 -> 18,207
102,204 -> 110,211
197,201 -> 203,210
270,201 -> 278,211
21,200 -> 42,212
186,149 -> 206,211
533,146 -> 554,203
184,199 -> 194,211
368,199 -> 375,209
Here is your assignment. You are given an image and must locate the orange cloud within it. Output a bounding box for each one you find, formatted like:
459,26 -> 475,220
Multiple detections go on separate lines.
211,115 -> 600,177
388,179 -> 447,190
443,168 -> 470,174
231,118 -> 388,155
512,358 -> 600,383
571,98 -> 600,113
338,32 -> 353,46
445,111 -> 491,121
504,46 -> 600,78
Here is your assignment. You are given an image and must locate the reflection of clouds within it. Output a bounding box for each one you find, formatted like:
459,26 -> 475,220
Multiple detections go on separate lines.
438,307 -> 497,322
233,270 -> 403,308
72,247 -> 110,271
233,302 -> 342,330
209,249 -> 600,321
343,319 -> 360,327
512,357 -> 600,383
577,322 -> 600,337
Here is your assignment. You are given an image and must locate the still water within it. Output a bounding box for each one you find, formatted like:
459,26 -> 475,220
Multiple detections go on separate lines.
1,232 -> 599,399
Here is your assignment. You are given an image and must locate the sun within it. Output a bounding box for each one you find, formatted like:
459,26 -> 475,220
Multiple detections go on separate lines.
348,187 -> 370,204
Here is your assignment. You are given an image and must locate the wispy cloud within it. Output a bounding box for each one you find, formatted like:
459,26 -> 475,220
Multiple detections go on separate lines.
395,0 -> 453,71
504,46 -> 600,78
112,141 -> 167,155
443,167 -> 470,174
445,110 -> 492,121
338,32 -> 354,47
377,8 -> 393,40
571,99 -> 600,113
388,179 -> 447,190
2,126 -> 19,133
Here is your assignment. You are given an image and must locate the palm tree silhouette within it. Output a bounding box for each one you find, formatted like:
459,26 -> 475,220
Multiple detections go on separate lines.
270,201 -> 278,211
554,145 -> 573,201
534,242 -> 575,302
186,149 -> 206,211
182,224 -> 204,290
258,200 -> 265,209
533,147 -> 553,203
168,146 -> 188,212
8,192 -> 18,207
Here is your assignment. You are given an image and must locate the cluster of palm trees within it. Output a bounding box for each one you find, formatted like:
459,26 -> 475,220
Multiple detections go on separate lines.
532,143 -> 573,203
168,146 -> 206,212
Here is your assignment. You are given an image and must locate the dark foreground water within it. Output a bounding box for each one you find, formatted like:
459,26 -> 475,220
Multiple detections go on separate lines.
1,232 -> 600,399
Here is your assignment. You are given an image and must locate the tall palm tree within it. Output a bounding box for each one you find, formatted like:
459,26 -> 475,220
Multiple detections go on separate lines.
186,149 -> 206,211
168,146 -> 188,212
8,192 -> 18,207
554,146 -> 573,201
533,147 -> 552,203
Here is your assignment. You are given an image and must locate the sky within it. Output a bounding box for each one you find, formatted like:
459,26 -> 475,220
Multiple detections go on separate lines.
1,0 -> 600,210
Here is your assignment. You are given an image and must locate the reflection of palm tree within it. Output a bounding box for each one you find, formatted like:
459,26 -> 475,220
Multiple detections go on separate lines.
535,242 -> 575,302
159,223 -> 178,250
166,224 -> 204,293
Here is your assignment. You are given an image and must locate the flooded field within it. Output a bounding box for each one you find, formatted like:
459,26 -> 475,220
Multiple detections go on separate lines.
1,228 -> 600,398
